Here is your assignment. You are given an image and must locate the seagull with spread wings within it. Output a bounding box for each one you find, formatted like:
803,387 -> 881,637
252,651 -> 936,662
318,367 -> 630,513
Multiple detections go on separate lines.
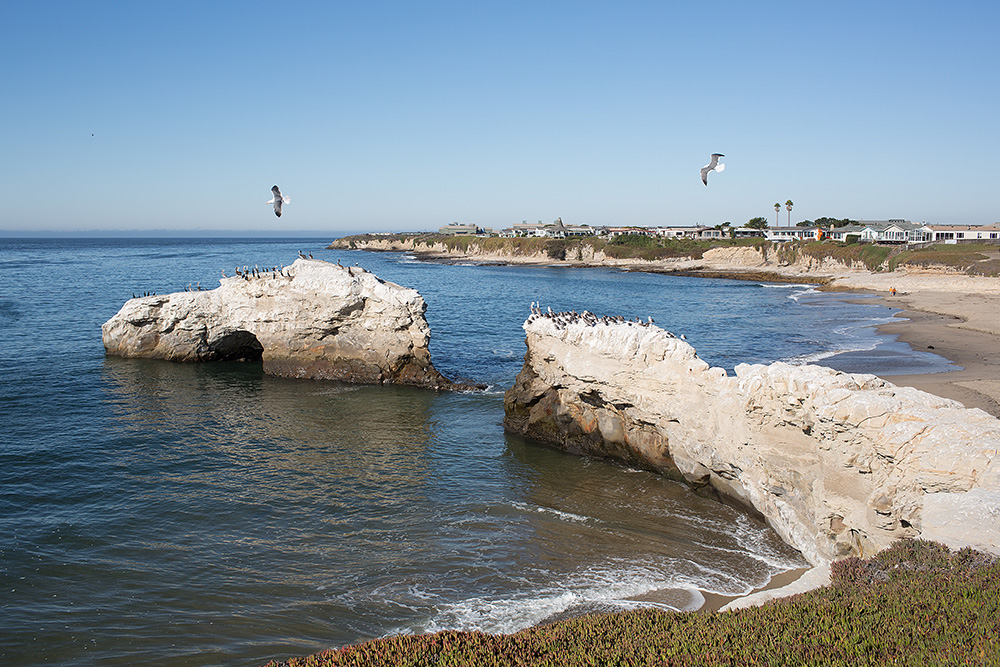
700,153 -> 725,186
266,185 -> 291,217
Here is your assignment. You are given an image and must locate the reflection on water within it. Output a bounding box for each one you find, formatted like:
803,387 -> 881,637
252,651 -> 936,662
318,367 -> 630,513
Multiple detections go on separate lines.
10,355 -> 801,666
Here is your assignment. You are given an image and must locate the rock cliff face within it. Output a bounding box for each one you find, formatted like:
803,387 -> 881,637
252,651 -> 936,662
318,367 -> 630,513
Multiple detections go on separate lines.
503,310 -> 1000,565
329,237 -> 867,276
103,259 -> 463,389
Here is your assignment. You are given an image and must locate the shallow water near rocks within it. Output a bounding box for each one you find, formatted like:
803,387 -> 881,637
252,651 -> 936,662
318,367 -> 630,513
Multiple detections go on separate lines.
0,238 -> 953,666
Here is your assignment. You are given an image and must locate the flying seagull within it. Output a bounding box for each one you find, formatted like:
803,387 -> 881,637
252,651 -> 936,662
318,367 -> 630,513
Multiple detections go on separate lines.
700,153 -> 725,186
266,185 -> 291,217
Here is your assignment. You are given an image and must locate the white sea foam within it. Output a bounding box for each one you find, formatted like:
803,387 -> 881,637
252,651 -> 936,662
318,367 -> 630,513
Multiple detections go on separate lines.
785,314 -> 900,366
788,286 -> 820,301
510,501 -> 595,524
401,561 -> 722,636
760,282 -> 812,290
831,316 -> 897,336
729,514 -> 811,571
758,282 -> 819,302
788,344 -> 876,366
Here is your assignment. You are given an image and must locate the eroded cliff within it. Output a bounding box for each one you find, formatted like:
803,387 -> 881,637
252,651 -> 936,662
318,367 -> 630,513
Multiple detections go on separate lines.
503,308 -> 1000,565
103,258 -> 464,389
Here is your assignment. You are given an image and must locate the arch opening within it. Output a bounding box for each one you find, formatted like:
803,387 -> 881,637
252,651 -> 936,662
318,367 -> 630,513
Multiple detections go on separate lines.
209,330 -> 263,362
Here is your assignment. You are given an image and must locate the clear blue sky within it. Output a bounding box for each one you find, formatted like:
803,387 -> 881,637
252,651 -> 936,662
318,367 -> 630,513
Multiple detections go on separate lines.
2,1 -> 997,235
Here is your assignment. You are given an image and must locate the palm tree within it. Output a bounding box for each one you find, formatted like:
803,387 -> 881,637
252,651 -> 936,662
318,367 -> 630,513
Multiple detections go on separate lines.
774,203 -> 780,227
785,200 -> 794,227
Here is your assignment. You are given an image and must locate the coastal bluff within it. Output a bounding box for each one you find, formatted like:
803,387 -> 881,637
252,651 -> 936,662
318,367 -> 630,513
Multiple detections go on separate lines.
103,258 -> 464,389
503,310 -> 1000,566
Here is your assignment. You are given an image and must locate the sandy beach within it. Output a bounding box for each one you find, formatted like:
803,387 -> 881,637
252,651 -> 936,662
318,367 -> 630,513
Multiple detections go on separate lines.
824,271 -> 1000,419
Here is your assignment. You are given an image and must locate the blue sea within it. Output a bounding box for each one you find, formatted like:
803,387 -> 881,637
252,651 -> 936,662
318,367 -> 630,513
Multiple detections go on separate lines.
0,237 -> 957,666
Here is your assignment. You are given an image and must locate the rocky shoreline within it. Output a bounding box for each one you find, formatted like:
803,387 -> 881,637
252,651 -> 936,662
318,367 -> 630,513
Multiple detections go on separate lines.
327,235 -> 860,278
105,244 -> 1000,617
322,235 -> 1000,568
502,307 -> 1000,566
333,235 -> 1000,417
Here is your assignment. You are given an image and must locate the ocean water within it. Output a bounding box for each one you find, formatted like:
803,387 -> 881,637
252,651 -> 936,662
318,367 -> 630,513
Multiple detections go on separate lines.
0,238 -> 956,666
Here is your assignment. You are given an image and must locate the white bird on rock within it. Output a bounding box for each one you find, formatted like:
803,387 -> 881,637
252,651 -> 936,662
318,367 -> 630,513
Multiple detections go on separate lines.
266,185 -> 291,217
700,153 -> 725,186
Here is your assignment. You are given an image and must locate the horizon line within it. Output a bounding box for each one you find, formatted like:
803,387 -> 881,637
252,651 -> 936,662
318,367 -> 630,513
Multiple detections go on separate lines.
0,229 -> 420,239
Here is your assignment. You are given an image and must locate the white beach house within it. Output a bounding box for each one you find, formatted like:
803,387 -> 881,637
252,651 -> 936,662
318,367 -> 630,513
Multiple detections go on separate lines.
925,224 -> 1000,243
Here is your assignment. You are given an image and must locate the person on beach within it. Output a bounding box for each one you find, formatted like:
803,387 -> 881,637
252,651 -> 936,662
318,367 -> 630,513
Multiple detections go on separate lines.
889,286 -> 897,296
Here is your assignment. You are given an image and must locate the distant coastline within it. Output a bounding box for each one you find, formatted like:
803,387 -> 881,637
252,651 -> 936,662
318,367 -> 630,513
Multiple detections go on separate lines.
331,233 -> 1000,417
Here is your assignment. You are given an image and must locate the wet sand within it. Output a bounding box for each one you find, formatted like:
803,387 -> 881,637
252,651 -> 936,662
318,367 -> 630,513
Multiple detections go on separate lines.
878,305 -> 1000,417
840,277 -> 1000,420
699,566 -> 815,613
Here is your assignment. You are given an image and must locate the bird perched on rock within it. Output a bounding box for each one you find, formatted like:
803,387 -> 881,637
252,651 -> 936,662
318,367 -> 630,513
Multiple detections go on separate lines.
700,153 -> 725,185
266,185 -> 291,217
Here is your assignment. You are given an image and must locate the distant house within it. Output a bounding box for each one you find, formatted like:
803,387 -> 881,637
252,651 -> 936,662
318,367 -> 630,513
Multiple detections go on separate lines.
852,220 -> 928,244
653,226 -> 702,239
439,222 -> 481,236
925,224 -> 1000,243
453,219 -> 999,245
509,218 -> 595,238
765,220 -> 938,244
608,225 -> 730,240
824,225 -> 868,242
511,222 -> 548,237
607,226 -> 656,238
766,227 -> 819,242
562,224 -> 596,238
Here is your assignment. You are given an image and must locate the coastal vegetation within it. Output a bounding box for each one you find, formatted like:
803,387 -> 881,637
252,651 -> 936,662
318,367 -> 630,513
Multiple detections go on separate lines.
333,234 -> 1000,276
776,241 -> 895,272
265,539 -> 999,667
338,233 -> 768,261
791,241 -> 1000,275
602,234 -> 766,261
891,243 -> 1000,275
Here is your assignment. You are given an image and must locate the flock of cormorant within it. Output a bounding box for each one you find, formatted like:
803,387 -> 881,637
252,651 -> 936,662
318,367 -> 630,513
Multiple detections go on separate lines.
231,264 -> 292,282
526,302 -> 684,338
129,254 -> 379,301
